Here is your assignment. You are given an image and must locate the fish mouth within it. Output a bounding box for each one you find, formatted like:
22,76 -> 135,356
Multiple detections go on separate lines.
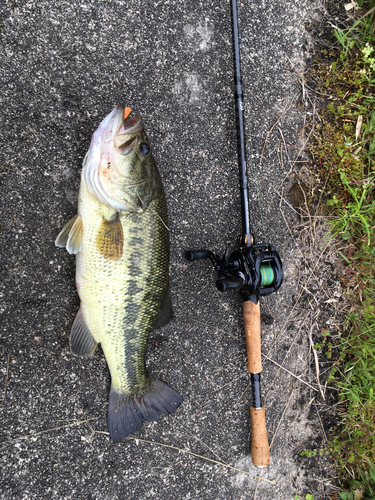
114,105 -> 143,154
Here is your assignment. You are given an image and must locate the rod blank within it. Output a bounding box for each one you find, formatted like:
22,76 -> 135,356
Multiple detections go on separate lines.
230,0 -> 251,242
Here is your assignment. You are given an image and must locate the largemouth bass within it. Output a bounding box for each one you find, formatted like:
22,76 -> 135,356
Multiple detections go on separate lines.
56,105 -> 183,440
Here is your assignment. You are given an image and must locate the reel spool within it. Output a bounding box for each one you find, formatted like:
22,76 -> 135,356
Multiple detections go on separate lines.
185,243 -> 283,298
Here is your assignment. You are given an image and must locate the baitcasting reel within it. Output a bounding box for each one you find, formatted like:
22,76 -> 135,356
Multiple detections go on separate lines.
185,242 -> 283,298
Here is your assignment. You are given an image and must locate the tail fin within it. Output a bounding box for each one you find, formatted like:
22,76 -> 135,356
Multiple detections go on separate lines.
108,379 -> 183,441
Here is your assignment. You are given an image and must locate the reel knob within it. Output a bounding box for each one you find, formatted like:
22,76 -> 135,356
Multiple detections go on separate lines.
185,250 -> 211,261
216,276 -> 244,292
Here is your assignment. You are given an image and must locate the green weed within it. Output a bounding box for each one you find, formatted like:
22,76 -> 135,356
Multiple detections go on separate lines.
305,0 -> 375,496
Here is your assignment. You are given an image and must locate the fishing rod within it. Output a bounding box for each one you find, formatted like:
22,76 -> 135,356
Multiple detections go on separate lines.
185,0 -> 283,468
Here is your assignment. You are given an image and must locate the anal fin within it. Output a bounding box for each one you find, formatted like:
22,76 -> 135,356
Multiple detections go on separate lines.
70,307 -> 97,357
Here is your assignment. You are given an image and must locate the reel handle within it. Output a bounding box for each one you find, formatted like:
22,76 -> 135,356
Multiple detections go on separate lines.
185,250 -> 211,261
243,300 -> 270,468
216,276 -> 244,292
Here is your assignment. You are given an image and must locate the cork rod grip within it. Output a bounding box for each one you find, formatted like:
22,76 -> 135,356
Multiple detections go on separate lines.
243,300 -> 262,373
250,407 -> 270,467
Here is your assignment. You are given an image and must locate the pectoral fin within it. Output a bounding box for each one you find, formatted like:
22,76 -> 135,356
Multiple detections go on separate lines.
95,212 -> 123,261
55,215 -> 83,254
70,307 -> 97,357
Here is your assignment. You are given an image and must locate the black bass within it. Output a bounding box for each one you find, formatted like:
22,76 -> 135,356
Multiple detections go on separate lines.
56,105 -> 182,440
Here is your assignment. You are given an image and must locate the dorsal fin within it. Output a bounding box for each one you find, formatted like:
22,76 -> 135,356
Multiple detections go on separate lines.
153,286 -> 173,330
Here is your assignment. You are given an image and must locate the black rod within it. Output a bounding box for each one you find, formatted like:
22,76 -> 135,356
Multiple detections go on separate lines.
231,0 -> 251,244
251,373 -> 262,409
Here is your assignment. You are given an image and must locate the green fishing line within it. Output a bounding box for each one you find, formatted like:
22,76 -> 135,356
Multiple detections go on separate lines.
260,263 -> 274,286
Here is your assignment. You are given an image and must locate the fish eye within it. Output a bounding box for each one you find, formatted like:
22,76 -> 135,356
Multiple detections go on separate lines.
139,143 -> 150,156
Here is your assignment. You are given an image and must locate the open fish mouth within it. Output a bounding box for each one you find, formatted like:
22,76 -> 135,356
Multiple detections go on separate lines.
114,106 -> 143,155
83,104 -> 149,210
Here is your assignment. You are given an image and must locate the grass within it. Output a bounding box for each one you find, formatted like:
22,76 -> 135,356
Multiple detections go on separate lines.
304,1 -> 375,497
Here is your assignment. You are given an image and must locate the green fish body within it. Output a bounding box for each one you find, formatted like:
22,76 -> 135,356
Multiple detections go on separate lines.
56,105 -> 182,440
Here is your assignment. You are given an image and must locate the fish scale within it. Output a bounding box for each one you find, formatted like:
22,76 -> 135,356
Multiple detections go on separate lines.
78,188 -> 169,393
